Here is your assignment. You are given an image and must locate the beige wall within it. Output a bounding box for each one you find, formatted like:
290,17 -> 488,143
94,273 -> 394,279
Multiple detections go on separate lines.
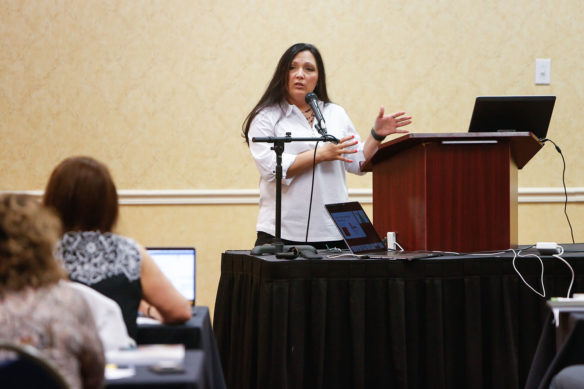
1,1 -> 582,315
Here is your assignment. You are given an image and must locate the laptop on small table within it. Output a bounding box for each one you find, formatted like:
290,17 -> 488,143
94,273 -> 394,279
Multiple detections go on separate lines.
146,247 -> 196,306
325,202 -> 440,260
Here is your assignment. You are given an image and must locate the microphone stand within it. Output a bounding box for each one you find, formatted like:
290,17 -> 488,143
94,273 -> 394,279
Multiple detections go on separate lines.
250,131 -> 338,257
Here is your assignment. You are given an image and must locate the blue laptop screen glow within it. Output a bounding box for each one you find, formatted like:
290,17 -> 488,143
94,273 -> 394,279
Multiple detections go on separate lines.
147,248 -> 196,303
327,205 -> 386,253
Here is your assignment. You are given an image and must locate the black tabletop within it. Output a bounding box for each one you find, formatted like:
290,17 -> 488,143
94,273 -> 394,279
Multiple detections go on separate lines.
135,306 -> 226,389
105,350 -> 205,389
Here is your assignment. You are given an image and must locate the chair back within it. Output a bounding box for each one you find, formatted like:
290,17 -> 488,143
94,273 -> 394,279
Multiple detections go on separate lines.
0,341 -> 69,389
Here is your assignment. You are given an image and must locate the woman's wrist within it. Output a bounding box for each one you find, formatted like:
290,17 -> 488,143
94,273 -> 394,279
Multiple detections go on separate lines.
370,127 -> 386,142
147,305 -> 153,317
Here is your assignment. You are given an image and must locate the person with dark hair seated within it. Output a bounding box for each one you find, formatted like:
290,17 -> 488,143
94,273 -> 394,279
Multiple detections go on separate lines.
44,156 -> 191,341
0,194 -> 105,389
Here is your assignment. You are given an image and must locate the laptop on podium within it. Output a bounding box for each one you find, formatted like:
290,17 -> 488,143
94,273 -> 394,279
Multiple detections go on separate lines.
468,95 -> 555,140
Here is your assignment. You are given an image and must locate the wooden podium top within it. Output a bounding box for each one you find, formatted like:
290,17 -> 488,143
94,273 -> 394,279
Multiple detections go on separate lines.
361,132 -> 543,171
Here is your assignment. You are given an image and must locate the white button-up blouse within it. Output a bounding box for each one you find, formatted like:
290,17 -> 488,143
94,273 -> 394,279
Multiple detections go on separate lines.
248,101 -> 366,242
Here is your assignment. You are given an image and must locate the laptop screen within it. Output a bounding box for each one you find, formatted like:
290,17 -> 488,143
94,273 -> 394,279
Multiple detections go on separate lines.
325,202 -> 386,254
468,95 -> 555,139
146,247 -> 196,305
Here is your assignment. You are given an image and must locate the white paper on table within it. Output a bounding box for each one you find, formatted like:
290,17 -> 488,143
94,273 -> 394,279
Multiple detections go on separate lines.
106,344 -> 185,366
547,295 -> 584,327
105,365 -> 136,380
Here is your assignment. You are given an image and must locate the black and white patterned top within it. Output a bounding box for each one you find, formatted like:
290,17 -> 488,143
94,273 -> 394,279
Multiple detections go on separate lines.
57,231 -> 143,340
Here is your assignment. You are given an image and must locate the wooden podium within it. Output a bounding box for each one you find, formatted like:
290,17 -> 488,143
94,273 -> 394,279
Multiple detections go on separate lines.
361,132 -> 543,252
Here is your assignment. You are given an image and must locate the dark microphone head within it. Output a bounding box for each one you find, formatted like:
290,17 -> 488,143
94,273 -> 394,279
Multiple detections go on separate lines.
304,92 -> 327,135
305,92 -> 317,105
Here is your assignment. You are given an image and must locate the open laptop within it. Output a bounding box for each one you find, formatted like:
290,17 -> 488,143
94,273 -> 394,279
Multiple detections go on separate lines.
325,202 -> 440,260
146,247 -> 196,305
468,95 -> 555,140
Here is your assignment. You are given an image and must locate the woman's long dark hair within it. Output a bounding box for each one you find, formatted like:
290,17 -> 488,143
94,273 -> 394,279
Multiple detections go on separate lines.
242,43 -> 331,145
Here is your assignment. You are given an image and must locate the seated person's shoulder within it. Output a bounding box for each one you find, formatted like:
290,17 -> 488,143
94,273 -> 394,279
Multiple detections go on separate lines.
53,281 -> 94,311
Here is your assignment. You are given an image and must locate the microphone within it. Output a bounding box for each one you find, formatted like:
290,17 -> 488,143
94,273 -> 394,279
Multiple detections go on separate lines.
305,92 -> 327,135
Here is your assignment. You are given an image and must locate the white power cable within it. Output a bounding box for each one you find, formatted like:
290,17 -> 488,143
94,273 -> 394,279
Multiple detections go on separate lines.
394,241 -> 405,252
511,248 -> 546,298
510,245 -> 574,299
326,243 -> 575,298
552,245 -> 575,298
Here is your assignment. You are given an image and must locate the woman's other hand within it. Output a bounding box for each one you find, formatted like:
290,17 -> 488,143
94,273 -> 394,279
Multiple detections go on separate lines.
286,135 -> 359,178
317,135 -> 359,163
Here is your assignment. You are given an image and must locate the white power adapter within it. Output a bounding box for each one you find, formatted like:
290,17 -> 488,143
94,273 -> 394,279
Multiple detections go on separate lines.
536,242 -> 560,255
387,232 -> 396,250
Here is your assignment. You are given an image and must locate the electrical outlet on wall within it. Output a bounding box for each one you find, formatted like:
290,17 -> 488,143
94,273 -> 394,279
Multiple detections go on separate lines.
535,58 -> 551,85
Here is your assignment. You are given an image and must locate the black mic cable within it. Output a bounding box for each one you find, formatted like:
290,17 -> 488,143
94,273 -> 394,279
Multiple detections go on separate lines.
303,93 -> 338,240
304,141 -> 320,243
541,138 -> 575,243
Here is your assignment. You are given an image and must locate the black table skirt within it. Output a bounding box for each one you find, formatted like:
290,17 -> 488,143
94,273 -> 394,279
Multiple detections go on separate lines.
213,245 -> 584,389
525,312 -> 584,389
136,306 -> 226,389
105,350 -> 205,389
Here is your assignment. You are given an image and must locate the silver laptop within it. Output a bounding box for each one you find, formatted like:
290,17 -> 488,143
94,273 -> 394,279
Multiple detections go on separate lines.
146,247 -> 196,305
325,202 -> 439,260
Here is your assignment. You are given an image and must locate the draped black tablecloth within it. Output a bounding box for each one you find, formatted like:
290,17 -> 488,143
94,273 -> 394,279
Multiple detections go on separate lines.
136,306 -> 226,389
213,245 -> 584,389
105,350 -> 205,389
525,312 -> 584,389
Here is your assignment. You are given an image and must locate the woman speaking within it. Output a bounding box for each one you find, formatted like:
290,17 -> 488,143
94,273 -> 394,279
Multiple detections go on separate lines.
243,43 -> 412,249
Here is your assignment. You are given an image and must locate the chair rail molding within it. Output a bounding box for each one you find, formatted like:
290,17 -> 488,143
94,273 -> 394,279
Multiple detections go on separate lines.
2,187 -> 583,205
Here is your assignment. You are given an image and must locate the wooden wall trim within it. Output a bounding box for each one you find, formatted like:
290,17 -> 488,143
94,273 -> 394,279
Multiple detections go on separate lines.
2,187 -> 583,205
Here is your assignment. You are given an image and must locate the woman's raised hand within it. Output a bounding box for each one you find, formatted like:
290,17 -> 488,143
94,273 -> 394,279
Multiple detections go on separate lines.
372,106 -> 412,138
